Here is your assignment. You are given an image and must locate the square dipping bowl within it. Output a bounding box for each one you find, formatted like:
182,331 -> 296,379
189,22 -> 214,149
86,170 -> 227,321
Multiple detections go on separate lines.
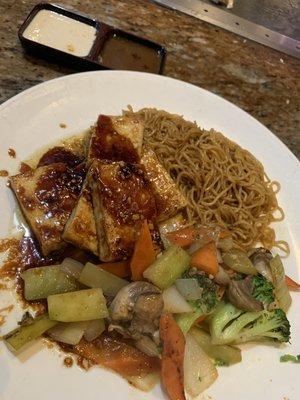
18,2 -> 167,74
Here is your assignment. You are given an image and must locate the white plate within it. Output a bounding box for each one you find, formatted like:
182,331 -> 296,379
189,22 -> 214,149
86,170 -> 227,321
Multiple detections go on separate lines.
0,71 -> 299,400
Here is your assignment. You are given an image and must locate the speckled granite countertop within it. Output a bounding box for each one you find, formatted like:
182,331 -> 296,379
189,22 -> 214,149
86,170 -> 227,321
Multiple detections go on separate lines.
1,0 -> 300,159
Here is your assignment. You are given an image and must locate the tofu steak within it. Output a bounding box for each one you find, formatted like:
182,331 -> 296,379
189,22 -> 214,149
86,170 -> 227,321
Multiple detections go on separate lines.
90,160 -> 156,261
10,163 -> 86,255
88,114 -> 144,163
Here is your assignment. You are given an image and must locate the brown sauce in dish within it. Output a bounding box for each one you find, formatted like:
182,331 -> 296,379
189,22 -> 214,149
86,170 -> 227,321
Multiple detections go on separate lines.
99,33 -> 162,74
8,148 -> 16,158
0,170 -> 9,177
89,115 -> 139,163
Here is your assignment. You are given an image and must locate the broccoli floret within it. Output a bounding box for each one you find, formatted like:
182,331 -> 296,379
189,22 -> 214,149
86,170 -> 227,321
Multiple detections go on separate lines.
210,301 -> 290,345
182,270 -> 218,314
251,275 -> 275,306
280,354 -> 300,363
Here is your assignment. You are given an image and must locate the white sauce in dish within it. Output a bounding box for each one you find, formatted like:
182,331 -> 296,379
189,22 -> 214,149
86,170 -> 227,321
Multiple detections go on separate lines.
23,10 -> 97,57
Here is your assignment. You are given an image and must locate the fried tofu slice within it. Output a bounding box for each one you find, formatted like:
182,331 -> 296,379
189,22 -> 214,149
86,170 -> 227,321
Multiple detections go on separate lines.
87,114 -> 144,163
62,178 -> 98,256
89,160 -> 157,262
140,146 -> 187,221
10,163 -> 85,256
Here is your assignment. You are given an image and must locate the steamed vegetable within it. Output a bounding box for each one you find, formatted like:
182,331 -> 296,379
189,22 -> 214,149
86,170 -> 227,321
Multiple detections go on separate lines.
84,319 -> 105,342
190,327 -> 242,366
226,276 -> 272,312
176,271 -> 219,334
249,248 -> 273,282
60,258 -> 84,279
184,332 -> 218,397
143,246 -> 190,290
48,288 -> 108,322
166,226 -> 197,248
21,265 -> 79,300
280,354 -> 300,363
99,260 -> 131,278
251,275 -> 275,306
126,372 -> 160,392
209,301 -> 290,345
175,306 -> 204,335
160,313 -> 186,400
175,278 -> 204,301
131,220 -> 156,281
79,263 -> 128,297
47,321 -> 88,345
217,236 -> 234,252
163,286 -> 193,313
182,270 -> 219,314
4,314 -> 57,352
190,242 -> 219,276
222,249 -> 257,275
285,275 -> 300,291
269,255 -> 292,312
158,214 -> 186,248
74,336 -> 160,376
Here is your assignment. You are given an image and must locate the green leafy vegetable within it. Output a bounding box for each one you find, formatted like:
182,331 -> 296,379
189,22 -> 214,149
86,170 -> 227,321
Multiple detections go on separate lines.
183,270 -> 218,314
209,301 -> 290,345
251,275 -> 275,306
280,354 -> 300,363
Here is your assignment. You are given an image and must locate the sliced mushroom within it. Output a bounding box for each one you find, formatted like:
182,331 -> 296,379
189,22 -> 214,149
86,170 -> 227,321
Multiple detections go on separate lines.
109,282 -> 163,356
227,276 -> 263,312
249,248 -> 273,282
214,265 -> 231,286
135,335 -> 160,357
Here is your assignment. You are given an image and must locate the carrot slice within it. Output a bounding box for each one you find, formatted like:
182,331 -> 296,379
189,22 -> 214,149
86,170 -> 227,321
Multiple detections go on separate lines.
160,313 -> 186,400
98,260 -> 131,278
190,242 -> 219,276
74,336 -> 160,376
166,226 -> 197,248
285,275 -> 300,291
131,220 -> 156,281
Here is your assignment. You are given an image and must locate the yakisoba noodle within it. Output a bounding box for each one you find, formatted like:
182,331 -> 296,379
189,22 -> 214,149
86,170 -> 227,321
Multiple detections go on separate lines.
124,107 -> 289,254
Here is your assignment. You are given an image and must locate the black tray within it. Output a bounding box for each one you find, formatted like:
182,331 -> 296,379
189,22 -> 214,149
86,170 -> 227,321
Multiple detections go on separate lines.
18,2 -> 166,74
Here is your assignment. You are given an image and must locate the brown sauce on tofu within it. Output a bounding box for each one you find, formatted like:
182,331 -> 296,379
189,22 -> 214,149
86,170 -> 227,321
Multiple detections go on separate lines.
89,115 -> 139,163
35,163 -> 86,216
37,146 -> 83,168
19,162 -> 33,174
96,162 -> 156,225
